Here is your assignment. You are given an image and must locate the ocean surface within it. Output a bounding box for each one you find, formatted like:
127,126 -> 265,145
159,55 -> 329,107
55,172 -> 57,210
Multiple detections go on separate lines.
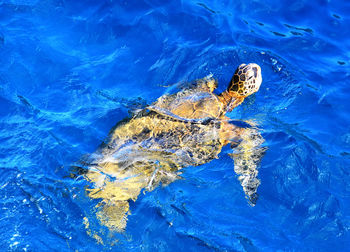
0,0 -> 349,251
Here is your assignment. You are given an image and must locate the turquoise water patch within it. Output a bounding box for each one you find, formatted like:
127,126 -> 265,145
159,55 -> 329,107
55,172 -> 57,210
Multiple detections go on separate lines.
0,0 -> 349,251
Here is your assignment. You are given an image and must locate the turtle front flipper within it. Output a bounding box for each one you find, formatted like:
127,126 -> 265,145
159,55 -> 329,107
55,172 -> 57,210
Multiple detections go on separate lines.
191,74 -> 218,93
147,105 -> 215,124
228,125 -> 266,206
148,75 -> 219,119
164,74 -> 218,93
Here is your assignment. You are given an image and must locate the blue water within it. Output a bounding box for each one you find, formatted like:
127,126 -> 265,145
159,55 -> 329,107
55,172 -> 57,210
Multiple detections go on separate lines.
1,0 -> 349,251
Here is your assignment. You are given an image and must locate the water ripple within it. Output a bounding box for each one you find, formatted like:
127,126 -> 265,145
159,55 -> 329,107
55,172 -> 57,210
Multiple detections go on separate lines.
0,0 -> 349,250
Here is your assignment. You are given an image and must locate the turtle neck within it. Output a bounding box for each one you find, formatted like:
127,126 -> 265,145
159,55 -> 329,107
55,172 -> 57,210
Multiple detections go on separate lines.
218,90 -> 245,112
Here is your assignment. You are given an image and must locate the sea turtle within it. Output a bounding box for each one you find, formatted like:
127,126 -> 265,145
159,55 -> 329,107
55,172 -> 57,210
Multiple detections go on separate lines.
79,63 -> 265,232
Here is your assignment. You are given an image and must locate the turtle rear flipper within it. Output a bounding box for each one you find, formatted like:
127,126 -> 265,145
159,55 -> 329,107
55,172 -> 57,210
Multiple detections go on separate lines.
96,201 -> 130,232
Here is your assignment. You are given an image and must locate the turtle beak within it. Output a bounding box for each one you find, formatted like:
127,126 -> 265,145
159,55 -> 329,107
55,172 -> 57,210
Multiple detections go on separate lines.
251,64 -> 262,92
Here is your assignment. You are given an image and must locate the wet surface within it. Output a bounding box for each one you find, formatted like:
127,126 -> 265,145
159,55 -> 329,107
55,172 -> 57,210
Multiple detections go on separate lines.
0,0 -> 349,251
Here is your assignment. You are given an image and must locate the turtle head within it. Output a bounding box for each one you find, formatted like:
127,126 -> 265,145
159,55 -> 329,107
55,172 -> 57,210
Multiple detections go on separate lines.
228,63 -> 262,98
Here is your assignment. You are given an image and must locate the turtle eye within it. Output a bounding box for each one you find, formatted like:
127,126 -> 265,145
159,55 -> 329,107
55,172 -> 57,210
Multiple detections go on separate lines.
252,67 -> 258,78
